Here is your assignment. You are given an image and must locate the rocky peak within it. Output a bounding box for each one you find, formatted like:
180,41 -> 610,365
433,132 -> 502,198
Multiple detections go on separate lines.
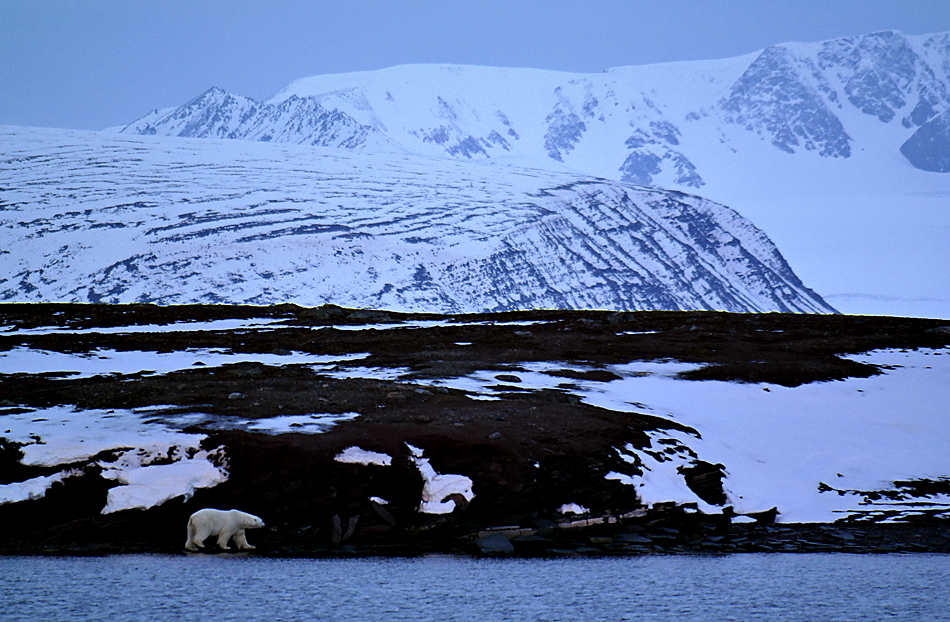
719,45 -> 852,157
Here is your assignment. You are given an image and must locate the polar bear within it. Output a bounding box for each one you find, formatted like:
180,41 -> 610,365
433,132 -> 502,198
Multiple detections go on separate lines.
185,508 -> 265,551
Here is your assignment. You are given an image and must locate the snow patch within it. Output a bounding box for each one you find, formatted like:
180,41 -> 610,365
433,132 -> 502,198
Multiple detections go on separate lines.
0,470 -> 82,505
610,437 -> 721,515
558,503 -> 589,515
406,443 -> 475,514
0,346 -> 368,379
245,413 -> 360,435
335,446 -> 393,466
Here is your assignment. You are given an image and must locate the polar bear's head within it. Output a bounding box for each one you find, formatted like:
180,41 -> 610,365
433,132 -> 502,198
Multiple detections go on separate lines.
234,510 -> 265,529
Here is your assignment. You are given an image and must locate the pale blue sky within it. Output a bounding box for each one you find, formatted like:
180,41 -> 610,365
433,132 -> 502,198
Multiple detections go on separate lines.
2,0 -> 949,130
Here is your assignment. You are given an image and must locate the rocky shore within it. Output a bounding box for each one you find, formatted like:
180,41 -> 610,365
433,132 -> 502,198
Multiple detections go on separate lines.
9,509 -> 950,558
1,303 -> 948,557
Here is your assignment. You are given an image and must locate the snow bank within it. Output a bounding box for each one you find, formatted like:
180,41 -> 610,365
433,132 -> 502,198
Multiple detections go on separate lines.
0,470 -> 81,505
99,447 -> 228,514
0,406 -> 228,513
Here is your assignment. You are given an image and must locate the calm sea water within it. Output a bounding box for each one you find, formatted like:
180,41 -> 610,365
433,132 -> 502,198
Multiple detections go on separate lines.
2,553 -> 949,621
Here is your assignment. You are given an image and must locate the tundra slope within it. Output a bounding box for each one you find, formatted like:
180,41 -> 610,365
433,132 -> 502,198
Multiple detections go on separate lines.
0,126 -> 832,313
0,304 -> 948,556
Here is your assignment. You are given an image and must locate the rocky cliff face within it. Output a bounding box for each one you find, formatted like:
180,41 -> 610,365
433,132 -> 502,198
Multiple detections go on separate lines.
0,127 -> 834,313
718,45 -> 853,158
115,30 -> 950,186
901,107 -> 950,172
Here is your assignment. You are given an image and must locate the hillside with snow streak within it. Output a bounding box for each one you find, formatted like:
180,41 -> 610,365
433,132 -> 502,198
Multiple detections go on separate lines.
0,126 -> 832,313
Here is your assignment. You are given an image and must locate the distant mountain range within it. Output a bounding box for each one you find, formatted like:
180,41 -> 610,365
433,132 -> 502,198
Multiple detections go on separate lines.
116,30 -> 950,185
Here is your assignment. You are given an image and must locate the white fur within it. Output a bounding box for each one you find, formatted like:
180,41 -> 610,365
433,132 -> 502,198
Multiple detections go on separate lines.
184,508 -> 265,551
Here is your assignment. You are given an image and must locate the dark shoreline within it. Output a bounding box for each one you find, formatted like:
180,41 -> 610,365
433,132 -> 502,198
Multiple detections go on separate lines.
7,522 -> 950,558
2,303 -> 949,557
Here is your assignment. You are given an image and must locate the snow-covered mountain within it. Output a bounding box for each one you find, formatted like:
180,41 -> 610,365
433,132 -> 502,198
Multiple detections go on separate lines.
0,126 -> 832,313
118,30 -> 950,183
110,29 -> 950,318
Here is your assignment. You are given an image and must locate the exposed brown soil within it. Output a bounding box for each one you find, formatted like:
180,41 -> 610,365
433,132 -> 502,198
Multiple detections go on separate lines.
1,303 -> 949,556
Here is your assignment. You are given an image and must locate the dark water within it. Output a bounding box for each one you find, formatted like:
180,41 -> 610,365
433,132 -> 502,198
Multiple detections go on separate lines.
3,554 -> 950,621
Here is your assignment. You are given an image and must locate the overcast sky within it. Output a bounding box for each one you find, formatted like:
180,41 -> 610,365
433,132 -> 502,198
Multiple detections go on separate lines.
2,0 -> 949,131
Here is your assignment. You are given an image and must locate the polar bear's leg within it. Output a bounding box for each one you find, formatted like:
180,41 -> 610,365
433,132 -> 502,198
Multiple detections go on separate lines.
196,523 -> 214,547
195,530 -> 210,548
185,519 -> 207,550
216,531 -> 232,550
232,530 -> 255,550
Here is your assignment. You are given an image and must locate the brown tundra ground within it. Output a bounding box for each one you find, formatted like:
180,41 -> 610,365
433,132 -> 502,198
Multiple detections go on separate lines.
1,303 -> 949,556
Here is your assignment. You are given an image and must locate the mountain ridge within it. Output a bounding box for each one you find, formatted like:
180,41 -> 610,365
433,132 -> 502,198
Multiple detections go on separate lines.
115,30 -> 950,185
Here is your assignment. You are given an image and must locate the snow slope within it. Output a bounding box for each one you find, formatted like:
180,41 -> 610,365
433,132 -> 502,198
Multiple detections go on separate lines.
439,351 -> 950,523
0,126 -> 832,313
112,30 -> 950,318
